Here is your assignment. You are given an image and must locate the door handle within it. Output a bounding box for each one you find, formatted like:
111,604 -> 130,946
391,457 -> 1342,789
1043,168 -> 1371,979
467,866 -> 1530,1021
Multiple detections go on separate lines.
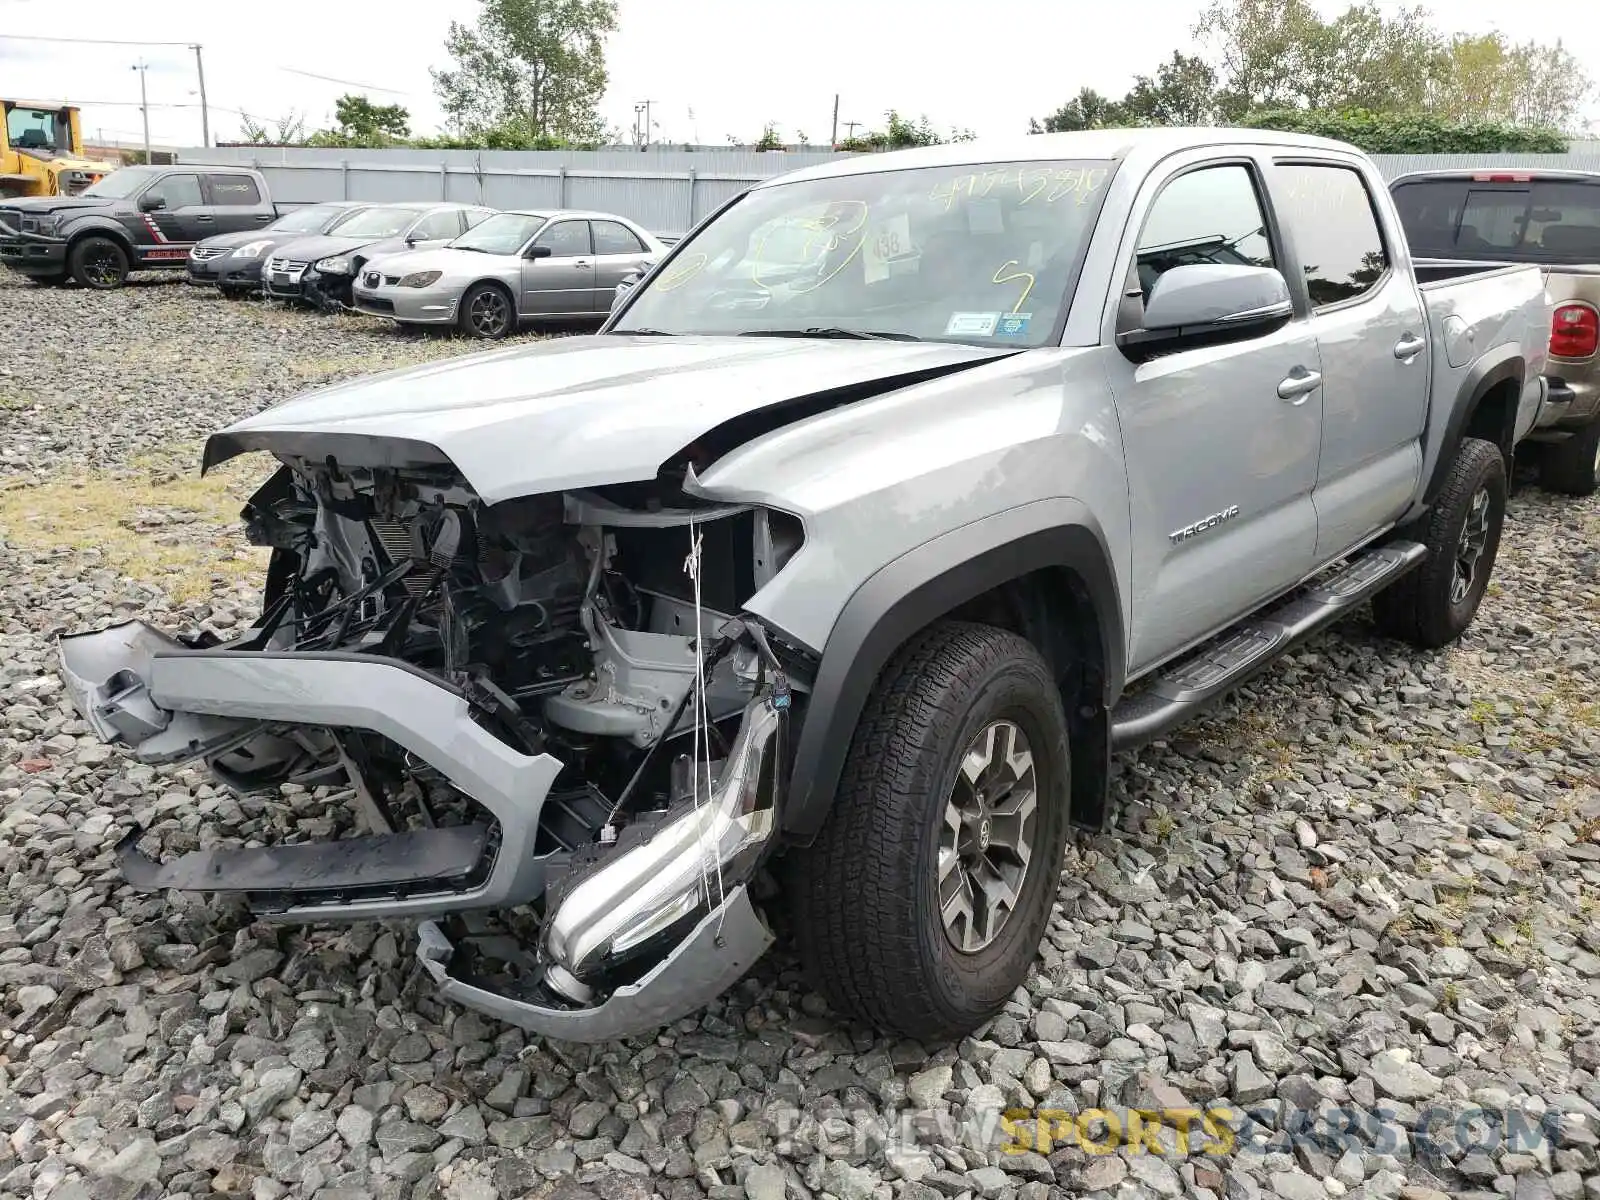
1393,333 -> 1425,361
196,214 -> 214,222
574,260 -> 592,269
1277,368 -> 1323,402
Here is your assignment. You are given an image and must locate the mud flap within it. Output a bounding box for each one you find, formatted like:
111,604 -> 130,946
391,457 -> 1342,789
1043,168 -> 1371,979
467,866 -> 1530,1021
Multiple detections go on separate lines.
57,621 -> 263,765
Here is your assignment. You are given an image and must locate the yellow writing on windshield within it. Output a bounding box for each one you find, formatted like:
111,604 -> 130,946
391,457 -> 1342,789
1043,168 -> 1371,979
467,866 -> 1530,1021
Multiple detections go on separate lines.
655,252 -> 709,292
933,166 -> 1109,213
993,260 -> 1036,313
747,202 -> 871,292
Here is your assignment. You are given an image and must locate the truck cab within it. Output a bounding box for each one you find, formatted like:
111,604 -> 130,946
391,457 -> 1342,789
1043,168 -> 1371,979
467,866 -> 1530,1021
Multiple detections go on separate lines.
1,100 -> 117,198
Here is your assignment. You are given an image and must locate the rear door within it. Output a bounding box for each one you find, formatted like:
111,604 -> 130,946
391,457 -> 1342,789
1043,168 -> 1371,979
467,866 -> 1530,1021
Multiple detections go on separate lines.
591,219 -> 656,301
1269,158 -> 1430,562
520,218 -> 595,315
133,172 -> 205,263
202,172 -> 272,234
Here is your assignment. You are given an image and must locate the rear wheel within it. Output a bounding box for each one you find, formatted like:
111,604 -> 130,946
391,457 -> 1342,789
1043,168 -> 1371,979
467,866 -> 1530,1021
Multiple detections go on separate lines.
68,236 -> 129,290
460,283 -> 514,340
1372,436 -> 1506,649
786,621 -> 1072,1040
1539,418 -> 1600,497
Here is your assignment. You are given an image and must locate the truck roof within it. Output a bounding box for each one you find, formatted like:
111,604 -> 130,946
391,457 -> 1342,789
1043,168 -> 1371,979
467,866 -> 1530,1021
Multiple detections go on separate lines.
761,126 -> 1363,188
3,100 -> 77,112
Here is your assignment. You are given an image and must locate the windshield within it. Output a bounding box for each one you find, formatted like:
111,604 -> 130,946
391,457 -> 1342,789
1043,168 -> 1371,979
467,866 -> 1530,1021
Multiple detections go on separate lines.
6,105 -> 67,154
612,158 -> 1114,345
452,212 -> 547,254
82,167 -> 163,199
1393,177 -> 1600,262
270,204 -> 351,234
326,206 -> 418,239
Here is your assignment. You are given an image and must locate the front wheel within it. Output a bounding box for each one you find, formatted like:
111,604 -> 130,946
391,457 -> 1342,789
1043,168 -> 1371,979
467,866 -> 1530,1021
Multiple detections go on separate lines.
459,283 -> 514,339
1539,418 -> 1600,497
68,236 -> 129,290
1372,436 -> 1506,649
785,621 -> 1071,1041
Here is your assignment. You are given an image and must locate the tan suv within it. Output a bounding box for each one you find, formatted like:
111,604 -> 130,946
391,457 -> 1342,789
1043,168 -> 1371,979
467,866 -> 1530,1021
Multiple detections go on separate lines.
1392,168 -> 1600,495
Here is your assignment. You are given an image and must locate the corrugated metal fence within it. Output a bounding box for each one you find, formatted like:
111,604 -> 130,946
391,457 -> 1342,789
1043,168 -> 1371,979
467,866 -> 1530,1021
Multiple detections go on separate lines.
175,146 -> 1600,239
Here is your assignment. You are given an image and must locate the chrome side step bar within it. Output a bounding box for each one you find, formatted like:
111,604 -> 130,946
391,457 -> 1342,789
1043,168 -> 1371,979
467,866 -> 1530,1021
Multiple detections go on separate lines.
1111,540 -> 1426,752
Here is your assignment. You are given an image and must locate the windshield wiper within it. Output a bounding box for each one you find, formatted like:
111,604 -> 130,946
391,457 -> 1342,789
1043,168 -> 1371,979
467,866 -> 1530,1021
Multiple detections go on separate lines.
739,327 -> 923,341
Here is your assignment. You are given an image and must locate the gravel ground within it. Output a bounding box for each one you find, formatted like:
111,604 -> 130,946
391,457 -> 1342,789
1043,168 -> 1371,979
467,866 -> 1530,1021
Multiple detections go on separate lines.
0,274 -> 1597,1200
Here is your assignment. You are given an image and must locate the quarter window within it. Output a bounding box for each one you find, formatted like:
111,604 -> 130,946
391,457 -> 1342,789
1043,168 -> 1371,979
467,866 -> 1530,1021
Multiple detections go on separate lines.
1274,164 -> 1389,306
1135,164 -> 1275,301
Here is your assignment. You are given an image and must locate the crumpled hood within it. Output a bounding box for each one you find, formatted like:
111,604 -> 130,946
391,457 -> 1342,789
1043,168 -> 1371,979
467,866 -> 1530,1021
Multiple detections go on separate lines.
272,232 -> 394,263
205,334 -> 1015,503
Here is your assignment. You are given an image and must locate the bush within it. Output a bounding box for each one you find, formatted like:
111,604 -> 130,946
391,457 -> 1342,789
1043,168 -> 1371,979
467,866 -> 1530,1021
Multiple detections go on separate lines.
1239,108 -> 1569,154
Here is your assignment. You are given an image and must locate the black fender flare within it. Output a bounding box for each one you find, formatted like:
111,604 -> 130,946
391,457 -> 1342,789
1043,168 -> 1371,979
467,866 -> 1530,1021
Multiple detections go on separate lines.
777,498 -> 1124,843
1422,348 -> 1523,507
63,219 -> 137,257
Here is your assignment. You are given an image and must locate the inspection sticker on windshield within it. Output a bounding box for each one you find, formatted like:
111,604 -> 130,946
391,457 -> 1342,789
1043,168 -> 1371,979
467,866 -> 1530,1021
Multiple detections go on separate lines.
996,313 -> 1033,336
945,311 -> 1000,337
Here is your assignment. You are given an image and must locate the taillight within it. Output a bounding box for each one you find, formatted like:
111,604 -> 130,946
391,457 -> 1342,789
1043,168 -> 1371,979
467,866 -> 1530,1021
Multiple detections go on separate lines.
1551,303 -> 1600,358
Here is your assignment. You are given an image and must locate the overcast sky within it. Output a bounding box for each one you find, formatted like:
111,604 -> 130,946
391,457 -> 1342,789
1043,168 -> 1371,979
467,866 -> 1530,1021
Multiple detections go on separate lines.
1,0 -> 1595,149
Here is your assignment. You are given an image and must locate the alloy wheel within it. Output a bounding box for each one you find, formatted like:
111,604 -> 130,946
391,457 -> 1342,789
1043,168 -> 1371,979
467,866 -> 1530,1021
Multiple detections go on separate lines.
468,290 -> 509,338
1451,486 -> 1491,605
937,719 -> 1038,953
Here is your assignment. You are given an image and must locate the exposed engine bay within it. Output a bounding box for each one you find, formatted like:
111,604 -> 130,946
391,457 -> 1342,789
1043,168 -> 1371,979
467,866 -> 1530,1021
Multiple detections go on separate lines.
59,452 -> 812,1036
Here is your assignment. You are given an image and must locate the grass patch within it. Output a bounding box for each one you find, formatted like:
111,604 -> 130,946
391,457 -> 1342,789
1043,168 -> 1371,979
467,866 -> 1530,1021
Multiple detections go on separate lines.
0,457 -> 268,603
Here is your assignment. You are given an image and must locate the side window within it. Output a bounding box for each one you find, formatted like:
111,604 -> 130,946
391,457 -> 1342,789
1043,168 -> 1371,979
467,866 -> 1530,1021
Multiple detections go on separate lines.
1273,164 -> 1389,307
144,173 -> 203,210
411,210 -> 463,241
536,220 -> 592,257
464,208 -> 495,230
593,220 -> 647,255
206,174 -> 261,205
1135,164 -> 1275,301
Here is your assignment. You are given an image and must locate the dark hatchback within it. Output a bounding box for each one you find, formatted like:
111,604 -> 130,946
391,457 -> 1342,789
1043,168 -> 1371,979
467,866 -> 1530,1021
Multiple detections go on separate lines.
188,201 -> 371,296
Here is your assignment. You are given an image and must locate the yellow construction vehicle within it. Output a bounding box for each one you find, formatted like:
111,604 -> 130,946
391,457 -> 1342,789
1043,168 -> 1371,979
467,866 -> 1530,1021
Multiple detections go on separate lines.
2,100 -> 119,198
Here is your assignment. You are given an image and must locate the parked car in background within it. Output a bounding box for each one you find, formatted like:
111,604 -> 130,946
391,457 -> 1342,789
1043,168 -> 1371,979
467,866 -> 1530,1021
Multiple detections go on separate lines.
353,208 -> 664,338
60,129 -> 1552,1045
0,164 -> 277,288
265,201 -> 496,309
189,201 -> 371,297
1392,168 -> 1600,495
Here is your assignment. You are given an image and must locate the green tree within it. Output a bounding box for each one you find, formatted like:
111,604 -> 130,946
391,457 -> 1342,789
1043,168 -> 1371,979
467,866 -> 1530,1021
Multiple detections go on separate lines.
333,94 -> 411,142
1028,88 -> 1128,133
754,121 -> 782,151
432,0 -> 618,146
1119,51 -> 1219,125
1431,33 -> 1592,128
1241,107 -> 1567,153
839,110 -> 962,151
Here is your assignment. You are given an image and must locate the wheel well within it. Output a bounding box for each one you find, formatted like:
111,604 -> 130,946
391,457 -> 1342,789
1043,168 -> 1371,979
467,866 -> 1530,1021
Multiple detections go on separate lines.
1463,378 -> 1519,469
932,566 -> 1113,831
68,228 -> 132,259
468,278 -> 514,302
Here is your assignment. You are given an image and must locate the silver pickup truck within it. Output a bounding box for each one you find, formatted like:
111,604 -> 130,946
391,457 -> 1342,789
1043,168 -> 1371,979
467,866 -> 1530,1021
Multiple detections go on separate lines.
58,128 -> 1551,1044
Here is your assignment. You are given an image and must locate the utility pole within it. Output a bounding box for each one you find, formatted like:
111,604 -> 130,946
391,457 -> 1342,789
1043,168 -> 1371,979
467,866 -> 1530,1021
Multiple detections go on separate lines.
131,60 -> 151,162
190,44 -> 210,148
640,99 -> 655,149
842,119 -> 861,143
831,94 -> 839,147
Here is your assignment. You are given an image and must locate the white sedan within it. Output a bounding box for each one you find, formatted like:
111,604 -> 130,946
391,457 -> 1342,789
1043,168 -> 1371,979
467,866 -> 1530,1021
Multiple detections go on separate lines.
353,209 -> 665,339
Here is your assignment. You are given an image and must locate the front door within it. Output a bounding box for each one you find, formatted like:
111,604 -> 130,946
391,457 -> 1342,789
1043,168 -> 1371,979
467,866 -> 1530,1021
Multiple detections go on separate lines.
1267,159 -> 1431,562
590,219 -> 656,307
131,172 -> 205,265
520,218 -> 595,315
202,172 -> 273,235
1104,157 -> 1325,674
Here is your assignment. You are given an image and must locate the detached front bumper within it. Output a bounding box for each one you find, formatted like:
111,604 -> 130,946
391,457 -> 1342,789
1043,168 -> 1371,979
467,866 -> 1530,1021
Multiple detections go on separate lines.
0,225 -> 68,274
57,620 -> 784,1042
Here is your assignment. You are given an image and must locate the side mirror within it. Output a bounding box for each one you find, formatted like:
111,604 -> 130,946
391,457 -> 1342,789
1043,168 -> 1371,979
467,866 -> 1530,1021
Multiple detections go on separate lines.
526,244 -> 553,260
1117,264 -> 1293,362
138,194 -> 166,213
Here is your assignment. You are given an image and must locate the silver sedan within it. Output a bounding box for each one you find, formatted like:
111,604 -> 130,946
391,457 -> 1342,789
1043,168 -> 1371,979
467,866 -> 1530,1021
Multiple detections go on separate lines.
352,209 -> 665,339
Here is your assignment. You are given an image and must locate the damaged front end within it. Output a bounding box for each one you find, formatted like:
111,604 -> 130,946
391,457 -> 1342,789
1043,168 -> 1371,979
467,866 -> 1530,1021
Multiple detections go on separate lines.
58,452 -> 811,1041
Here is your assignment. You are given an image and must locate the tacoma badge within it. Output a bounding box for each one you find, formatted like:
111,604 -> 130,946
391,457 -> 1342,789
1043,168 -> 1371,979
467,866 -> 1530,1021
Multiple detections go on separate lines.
1170,505 -> 1241,544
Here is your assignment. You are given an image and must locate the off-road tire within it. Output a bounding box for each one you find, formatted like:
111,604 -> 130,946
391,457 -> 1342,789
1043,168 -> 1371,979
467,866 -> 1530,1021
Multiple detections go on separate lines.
1372,436 -> 1506,649
1539,418 -> 1600,497
68,236 -> 129,290
785,621 -> 1071,1041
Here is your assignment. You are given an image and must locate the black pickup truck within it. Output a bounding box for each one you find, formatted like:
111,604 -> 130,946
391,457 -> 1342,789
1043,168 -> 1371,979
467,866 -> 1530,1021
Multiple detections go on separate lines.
0,164 -> 279,289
